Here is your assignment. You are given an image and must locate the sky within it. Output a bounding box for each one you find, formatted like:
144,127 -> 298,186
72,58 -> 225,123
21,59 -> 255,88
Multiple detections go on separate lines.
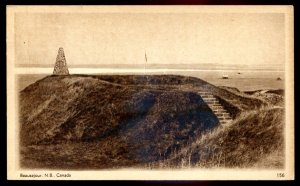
14,12 -> 285,69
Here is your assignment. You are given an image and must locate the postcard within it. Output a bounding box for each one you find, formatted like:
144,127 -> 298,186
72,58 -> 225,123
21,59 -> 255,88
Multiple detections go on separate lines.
7,5 -> 294,180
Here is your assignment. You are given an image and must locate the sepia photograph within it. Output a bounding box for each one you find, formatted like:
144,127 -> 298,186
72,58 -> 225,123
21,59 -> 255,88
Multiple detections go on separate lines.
7,6 -> 294,180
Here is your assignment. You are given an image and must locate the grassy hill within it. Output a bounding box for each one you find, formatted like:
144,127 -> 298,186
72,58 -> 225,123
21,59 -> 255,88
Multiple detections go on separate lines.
159,107 -> 284,168
19,74 -> 281,169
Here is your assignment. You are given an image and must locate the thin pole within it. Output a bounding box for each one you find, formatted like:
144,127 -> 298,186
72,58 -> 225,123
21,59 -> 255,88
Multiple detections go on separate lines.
144,50 -> 147,74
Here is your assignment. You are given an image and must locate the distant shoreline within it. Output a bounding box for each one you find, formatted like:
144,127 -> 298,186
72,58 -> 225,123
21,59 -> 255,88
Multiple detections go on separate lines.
15,63 -> 284,71
15,67 -> 284,74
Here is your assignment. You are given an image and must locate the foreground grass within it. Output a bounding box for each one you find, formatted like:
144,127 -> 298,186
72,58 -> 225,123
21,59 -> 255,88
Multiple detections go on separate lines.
158,107 -> 284,169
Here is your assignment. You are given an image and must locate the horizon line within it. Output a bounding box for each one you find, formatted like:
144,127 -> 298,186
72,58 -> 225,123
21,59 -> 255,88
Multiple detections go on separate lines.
15,67 -> 285,75
15,64 -> 285,71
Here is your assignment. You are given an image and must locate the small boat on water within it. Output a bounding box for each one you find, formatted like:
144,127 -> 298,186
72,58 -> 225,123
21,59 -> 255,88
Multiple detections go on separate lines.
222,75 -> 229,79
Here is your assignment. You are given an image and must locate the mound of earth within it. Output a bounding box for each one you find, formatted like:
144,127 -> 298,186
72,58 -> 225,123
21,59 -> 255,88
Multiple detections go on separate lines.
19,74 -> 270,169
245,89 -> 284,106
20,75 -> 220,168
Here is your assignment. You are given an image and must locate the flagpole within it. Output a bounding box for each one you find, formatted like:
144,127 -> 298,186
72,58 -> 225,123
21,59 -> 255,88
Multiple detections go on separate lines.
144,50 -> 147,75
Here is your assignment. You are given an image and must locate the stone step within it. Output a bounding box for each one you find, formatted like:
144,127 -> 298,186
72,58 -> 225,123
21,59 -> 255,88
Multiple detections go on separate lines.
203,98 -> 215,101
215,114 -> 231,118
219,121 -> 231,125
213,110 -> 227,113
218,119 -> 229,121
218,115 -> 232,119
209,105 -> 223,108
211,109 -> 223,112
219,118 -> 229,121
201,93 -> 214,96
223,112 -> 230,116
215,113 -> 231,117
220,121 -> 231,125
214,111 -> 230,115
214,112 -> 228,116
201,95 -> 214,98
220,120 -> 229,123
219,117 -> 232,121
213,109 -> 227,112
205,101 -> 219,104
198,92 -> 211,95
205,99 -> 218,102
218,113 -> 231,116
209,103 -> 222,106
203,100 -> 218,103
210,107 -> 223,110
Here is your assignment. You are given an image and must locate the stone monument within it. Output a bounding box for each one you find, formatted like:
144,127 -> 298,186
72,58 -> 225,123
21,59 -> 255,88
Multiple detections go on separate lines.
53,47 -> 69,75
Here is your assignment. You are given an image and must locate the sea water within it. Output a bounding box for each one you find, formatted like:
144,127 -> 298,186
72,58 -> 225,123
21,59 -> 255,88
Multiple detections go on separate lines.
16,68 -> 284,92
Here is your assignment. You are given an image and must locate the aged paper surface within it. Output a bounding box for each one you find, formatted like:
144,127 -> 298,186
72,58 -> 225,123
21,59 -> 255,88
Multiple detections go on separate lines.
7,5 -> 294,180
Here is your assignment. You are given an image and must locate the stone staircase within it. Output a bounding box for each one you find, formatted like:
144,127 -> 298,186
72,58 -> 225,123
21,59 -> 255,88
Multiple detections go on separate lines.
198,91 -> 233,125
